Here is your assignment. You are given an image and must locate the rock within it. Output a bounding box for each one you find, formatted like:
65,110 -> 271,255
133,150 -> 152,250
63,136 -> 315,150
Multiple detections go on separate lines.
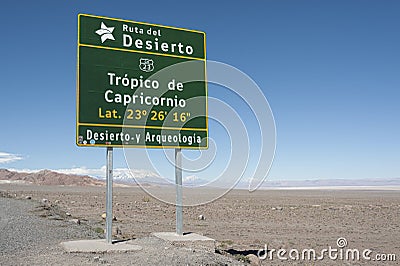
246,254 -> 261,266
54,200 -> 60,204
198,214 -> 205,220
113,226 -> 122,236
276,206 -> 283,211
65,212 -> 71,217
41,198 -> 49,204
25,196 -> 32,200
93,256 -> 105,263
70,219 -> 81,224
101,213 -> 117,221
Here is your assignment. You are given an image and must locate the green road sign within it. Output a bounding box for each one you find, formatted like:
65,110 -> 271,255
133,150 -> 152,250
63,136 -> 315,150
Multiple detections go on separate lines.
77,14 -> 207,149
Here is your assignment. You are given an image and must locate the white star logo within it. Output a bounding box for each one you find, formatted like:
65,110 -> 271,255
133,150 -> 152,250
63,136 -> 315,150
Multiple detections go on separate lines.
95,22 -> 115,43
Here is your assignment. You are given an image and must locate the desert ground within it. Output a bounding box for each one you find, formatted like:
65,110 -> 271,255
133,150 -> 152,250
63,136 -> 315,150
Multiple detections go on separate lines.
1,183 -> 399,265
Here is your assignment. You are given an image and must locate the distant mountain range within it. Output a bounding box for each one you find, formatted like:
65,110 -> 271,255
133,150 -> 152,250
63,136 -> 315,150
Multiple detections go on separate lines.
1,168 -> 399,189
95,168 -> 169,185
0,168 -> 166,187
241,177 -> 400,189
0,168 -> 171,187
0,169 -> 103,186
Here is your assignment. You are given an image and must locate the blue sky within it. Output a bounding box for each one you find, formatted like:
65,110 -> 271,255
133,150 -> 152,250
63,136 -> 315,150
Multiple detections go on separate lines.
0,0 -> 399,181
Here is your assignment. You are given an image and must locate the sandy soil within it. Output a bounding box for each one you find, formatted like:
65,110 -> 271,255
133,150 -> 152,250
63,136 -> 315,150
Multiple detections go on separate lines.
1,183 -> 399,265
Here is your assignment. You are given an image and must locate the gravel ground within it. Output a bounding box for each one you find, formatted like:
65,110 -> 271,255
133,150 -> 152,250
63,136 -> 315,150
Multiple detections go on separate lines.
0,194 -> 246,265
2,184 -> 400,265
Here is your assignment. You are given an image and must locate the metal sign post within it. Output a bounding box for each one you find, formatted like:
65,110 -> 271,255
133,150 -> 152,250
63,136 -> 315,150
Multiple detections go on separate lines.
77,14 -> 207,242
175,148 -> 183,235
106,147 -> 113,243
